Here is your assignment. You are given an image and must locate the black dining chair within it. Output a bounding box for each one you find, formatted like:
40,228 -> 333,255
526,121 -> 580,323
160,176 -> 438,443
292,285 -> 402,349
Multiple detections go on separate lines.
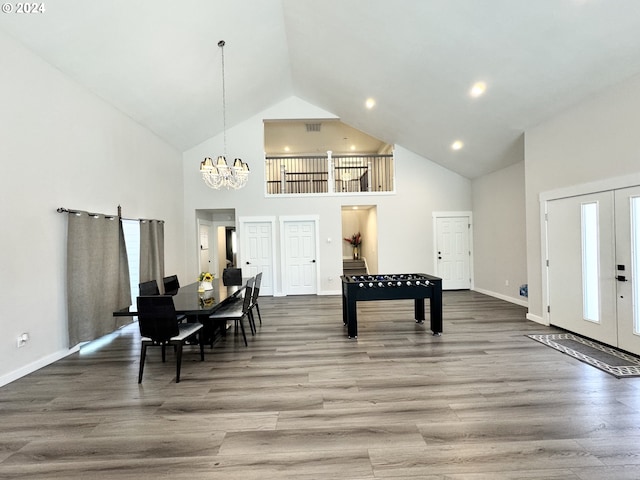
139,279 -> 188,321
136,295 -> 204,383
162,275 -> 180,294
222,267 -> 243,286
207,277 -> 255,346
139,280 -> 160,296
249,271 -> 263,327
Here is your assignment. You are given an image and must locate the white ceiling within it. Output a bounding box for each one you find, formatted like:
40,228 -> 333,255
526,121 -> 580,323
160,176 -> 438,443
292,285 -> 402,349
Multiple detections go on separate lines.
3,0 -> 640,178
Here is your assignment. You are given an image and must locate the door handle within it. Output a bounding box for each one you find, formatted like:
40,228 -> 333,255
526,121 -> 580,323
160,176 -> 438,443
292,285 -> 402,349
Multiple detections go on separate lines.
311,259 -> 316,263
617,275 -> 628,282
246,261 -> 250,265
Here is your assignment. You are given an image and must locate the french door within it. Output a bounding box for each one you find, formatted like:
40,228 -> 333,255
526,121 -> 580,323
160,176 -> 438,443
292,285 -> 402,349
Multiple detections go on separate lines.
614,186 -> 640,354
546,186 -> 640,354
547,192 -> 617,346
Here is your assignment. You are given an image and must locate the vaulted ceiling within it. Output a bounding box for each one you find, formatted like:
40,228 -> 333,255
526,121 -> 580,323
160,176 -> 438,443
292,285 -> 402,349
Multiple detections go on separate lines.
2,0 -> 640,178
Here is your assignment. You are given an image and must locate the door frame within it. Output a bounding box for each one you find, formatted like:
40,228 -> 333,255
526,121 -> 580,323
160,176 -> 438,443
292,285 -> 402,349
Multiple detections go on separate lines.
432,211 -> 474,290
279,215 -> 320,296
238,216 -> 277,296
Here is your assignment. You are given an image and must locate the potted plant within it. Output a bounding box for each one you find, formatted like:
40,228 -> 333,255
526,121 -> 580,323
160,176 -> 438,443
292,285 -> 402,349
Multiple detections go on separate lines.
344,232 -> 362,260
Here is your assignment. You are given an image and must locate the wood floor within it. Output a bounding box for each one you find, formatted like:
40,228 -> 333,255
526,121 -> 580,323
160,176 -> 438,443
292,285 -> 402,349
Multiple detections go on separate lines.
2,291 -> 640,479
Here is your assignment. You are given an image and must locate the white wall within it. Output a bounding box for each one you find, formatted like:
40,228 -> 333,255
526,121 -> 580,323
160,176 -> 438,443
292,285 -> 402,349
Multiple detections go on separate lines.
0,30 -> 183,385
472,161 -> 527,306
525,73 -> 640,323
364,208 -> 379,274
183,96 -> 472,295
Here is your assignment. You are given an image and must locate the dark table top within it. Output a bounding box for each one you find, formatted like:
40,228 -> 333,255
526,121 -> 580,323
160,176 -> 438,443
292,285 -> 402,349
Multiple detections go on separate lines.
114,279 -> 244,317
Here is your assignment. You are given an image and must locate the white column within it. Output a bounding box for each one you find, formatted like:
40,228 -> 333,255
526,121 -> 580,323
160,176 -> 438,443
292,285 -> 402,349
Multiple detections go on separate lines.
327,150 -> 334,194
280,164 -> 287,194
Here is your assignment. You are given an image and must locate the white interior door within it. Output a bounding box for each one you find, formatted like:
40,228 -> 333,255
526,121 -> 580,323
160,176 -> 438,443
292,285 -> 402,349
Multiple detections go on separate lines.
216,226 -> 227,277
240,220 -> 274,296
283,220 -> 317,295
547,191 -> 618,347
615,186 -> 640,354
435,216 -> 471,290
198,221 -> 212,276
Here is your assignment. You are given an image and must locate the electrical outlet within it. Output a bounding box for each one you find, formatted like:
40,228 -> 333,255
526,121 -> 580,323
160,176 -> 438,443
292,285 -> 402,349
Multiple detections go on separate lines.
17,332 -> 29,348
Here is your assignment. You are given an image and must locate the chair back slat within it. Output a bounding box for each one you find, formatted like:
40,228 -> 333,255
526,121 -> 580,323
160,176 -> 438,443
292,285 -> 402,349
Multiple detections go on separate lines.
139,280 -> 160,296
137,296 -> 180,341
242,277 -> 255,313
251,272 -> 262,304
163,275 -> 180,294
223,267 -> 243,286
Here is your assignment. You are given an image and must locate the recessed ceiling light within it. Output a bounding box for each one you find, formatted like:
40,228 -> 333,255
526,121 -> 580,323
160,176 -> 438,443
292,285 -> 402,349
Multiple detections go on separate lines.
284,146 -> 290,152
470,81 -> 487,98
365,98 -> 376,109
451,140 -> 464,151
350,145 -> 356,151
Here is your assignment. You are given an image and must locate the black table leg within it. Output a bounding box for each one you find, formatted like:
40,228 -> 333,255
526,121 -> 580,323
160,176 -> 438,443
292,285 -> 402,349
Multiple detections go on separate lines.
414,298 -> 425,323
347,299 -> 358,338
342,293 -> 348,326
430,283 -> 443,335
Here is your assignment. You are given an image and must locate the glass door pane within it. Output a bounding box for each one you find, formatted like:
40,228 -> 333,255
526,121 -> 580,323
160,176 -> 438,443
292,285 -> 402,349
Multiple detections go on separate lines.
581,202 -> 600,323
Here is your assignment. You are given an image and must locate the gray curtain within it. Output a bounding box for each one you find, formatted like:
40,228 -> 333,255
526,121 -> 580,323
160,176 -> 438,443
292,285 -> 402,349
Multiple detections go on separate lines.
139,219 -> 164,293
66,212 -> 131,347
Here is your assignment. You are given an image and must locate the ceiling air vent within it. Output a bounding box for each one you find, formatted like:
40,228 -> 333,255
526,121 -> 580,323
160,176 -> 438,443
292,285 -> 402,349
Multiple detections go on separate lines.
305,122 -> 321,132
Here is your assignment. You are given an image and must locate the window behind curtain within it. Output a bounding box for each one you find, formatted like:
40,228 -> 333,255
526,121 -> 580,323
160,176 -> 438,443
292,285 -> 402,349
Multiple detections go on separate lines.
122,219 -> 140,305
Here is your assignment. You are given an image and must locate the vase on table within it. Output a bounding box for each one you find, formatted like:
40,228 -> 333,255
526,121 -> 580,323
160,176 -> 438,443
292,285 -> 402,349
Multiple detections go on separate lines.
199,281 -> 213,292
352,246 -> 359,260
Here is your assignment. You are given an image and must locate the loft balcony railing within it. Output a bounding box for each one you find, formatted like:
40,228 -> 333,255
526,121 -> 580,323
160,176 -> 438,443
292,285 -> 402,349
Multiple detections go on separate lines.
265,153 -> 394,195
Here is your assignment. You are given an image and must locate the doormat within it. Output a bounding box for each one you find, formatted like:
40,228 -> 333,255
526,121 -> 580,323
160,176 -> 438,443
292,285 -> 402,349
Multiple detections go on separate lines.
527,333 -> 640,378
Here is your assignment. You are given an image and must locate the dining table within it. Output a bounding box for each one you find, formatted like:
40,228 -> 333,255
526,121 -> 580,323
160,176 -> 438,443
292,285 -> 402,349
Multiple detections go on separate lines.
114,279 -> 245,320
114,279 -> 246,346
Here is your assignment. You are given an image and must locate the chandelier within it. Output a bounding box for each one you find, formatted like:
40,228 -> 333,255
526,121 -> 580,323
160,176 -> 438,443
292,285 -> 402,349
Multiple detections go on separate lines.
200,40 -> 250,189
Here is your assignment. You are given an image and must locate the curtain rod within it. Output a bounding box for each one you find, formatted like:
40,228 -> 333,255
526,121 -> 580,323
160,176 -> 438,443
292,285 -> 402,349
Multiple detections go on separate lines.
56,207 -> 117,219
56,206 -> 163,223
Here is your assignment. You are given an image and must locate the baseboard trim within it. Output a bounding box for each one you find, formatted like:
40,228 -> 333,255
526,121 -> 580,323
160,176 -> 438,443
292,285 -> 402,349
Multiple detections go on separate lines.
472,288 -> 529,307
526,312 -> 549,326
319,289 -> 342,296
0,347 -> 75,388
274,289 -> 341,297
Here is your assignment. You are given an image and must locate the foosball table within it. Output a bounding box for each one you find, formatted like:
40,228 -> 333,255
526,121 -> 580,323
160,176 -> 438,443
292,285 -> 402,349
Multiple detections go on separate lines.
340,273 -> 443,338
